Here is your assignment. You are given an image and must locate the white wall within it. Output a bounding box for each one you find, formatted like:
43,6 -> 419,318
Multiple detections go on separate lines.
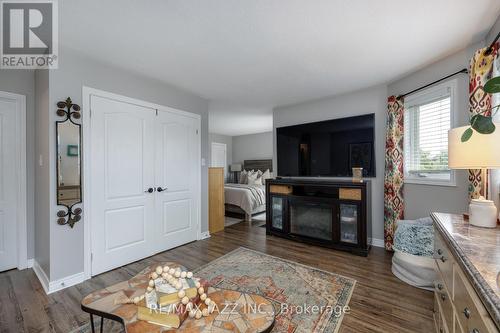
387,41 -> 484,219
232,131 -> 273,165
273,85 -> 387,241
42,46 -> 209,281
0,70 -> 36,261
209,133 -> 233,182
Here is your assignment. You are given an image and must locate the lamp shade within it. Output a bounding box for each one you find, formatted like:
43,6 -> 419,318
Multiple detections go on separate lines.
448,125 -> 500,169
230,163 -> 242,172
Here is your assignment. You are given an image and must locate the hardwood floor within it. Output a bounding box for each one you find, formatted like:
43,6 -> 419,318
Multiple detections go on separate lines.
0,221 -> 434,333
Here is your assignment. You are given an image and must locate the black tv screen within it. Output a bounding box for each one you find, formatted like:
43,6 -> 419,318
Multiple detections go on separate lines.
277,114 -> 375,177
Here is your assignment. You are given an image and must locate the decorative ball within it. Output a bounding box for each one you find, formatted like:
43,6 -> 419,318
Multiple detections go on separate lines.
204,297 -> 211,306
180,271 -> 187,278
181,296 -> 189,305
163,265 -> 169,273
176,282 -> 183,290
148,279 -> 155,287
186,272 -> 193,279
169,268 -> 175,275
198,287 -> 205,295
155,266 -> 163,275
189,310 -> 196,318
195,310 -> 202,319
139,294 -> 145,300
147,286 -> 153,292
174,271 -> 181,278
202,308 -> 209,317
133,296 -> 140,304
200,293 -> 207,301
151,272 -> 158,280
161,272 -> 168,279
195,281 -> 201,288
178,290 -> 186,298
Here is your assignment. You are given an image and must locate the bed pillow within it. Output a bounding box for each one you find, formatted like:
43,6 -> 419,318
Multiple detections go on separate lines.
246,171 -> 263,185
261,169 -> 271,181
239,170 -> 248,184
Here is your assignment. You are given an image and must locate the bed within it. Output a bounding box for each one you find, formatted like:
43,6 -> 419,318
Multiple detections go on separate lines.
224,159 -> 272,221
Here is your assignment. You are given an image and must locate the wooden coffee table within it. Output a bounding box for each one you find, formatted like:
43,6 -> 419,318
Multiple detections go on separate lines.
81,263 -> 275,333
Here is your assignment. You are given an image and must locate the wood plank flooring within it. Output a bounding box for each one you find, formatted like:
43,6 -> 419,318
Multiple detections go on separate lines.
0,221 -> 434,333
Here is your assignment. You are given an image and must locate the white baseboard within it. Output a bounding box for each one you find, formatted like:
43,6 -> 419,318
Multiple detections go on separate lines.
369,237 -> 385,248
32,260 -> 85,294
199,231 -> 210,240
26,258 -> 34,268
32,260 -> 50,294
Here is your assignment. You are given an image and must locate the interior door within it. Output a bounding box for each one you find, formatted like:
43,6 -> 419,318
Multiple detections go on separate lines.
211,142 -> 226,178
90,95 -> 156,275
154,110 -> 199,252
0,95 -> 19,271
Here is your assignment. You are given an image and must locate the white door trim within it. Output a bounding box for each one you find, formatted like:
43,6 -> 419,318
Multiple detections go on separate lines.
0,91 -> 28,270
82,86 -> 202,279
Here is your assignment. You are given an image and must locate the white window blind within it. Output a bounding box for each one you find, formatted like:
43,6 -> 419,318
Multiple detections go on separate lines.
404,82 -> 455,185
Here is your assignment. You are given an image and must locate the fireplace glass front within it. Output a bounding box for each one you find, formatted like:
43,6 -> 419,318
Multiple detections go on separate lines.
289,200 -> 332,241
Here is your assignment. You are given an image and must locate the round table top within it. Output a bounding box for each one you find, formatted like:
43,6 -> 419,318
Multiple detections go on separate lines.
81,263 -> 275,333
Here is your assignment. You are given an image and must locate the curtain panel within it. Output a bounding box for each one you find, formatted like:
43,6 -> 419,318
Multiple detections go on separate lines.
468,45 -> 499,199
384,96 -> 405,250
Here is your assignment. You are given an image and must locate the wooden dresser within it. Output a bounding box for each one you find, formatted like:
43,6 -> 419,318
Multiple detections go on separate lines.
431,213 -> 499,333
208,167 -> 225,234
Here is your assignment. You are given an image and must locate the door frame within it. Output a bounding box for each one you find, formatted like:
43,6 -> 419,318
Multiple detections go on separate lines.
82,87 -> 202,279
0,91 -> 28,270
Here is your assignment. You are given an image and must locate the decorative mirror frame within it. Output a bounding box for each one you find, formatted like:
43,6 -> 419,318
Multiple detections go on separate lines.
56,97 -> 83,228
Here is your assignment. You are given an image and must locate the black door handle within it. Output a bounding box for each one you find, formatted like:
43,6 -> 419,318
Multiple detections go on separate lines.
144,187 -> 154,193
157,187 -> 167,192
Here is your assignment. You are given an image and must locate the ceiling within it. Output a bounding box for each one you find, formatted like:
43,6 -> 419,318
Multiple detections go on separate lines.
60,0 -> 500,135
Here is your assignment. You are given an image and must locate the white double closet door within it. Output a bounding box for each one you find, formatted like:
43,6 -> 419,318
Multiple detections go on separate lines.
90,95 -> 200,276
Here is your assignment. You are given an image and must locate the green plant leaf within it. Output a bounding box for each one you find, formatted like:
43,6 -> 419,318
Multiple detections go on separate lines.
461,127 -> 473,142
484,77 -> 500,94
471,114 -> 496,134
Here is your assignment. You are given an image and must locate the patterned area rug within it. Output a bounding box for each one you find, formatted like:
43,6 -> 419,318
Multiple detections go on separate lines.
194,247 -> 356,333
72,247 -> 355,333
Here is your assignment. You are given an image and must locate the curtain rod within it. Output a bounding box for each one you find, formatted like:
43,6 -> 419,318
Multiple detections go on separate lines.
397,68 -> 468,99
485,31 -> 500,55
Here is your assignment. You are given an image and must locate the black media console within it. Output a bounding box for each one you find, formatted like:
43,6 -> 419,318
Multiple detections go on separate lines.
265,178 -> 371,256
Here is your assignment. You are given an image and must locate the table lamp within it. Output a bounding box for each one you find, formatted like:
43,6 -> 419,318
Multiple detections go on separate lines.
230,164 -> 242,183
448,124 -> 500,228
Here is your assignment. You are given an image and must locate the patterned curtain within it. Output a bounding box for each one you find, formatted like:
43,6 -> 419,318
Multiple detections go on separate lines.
490,44 -> 500,214
384,96 -> 405,250
468,45 -> 499,199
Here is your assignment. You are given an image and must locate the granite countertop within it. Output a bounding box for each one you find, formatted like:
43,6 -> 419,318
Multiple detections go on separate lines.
431,212 -> 500,329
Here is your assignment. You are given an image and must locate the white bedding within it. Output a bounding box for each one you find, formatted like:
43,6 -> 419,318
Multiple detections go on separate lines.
224,183 -> 266,215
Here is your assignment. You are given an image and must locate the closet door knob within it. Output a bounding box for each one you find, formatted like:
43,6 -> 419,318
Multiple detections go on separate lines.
144,187 -> 154,193
157,187 -> 167,192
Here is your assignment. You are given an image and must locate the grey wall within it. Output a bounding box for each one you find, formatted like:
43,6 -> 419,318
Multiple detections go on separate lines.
209,133 -> 233,182
232,132 -> 273,166
0,69 -> 36,261
34,70 -> 51,276
387,41 -> 484,219
273,85 -> 387,241
45,46 -> 209,280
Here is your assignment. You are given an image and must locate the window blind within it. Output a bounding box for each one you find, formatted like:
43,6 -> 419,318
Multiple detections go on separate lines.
404,95 -> 451,180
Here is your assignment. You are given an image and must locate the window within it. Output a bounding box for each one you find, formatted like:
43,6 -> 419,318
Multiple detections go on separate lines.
404,80 -> 457,186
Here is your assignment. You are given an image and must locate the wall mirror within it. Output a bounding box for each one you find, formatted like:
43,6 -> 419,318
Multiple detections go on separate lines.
56,97 -> 82,228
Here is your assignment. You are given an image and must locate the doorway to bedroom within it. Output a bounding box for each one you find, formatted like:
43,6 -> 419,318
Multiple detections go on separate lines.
208,103 -> 273,230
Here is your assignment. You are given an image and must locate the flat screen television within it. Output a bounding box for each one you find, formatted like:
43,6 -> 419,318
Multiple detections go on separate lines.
277,114 -> 375,177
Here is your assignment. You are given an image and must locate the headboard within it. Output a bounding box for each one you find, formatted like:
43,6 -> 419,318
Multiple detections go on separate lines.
243,159 -> 273,172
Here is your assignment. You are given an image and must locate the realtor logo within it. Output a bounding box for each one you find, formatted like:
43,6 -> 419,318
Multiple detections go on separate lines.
1,0 -> 58,68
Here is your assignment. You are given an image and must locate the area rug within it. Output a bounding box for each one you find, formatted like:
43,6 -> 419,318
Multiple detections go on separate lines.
72,247 -> 355,333
194,247 -> 356,333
